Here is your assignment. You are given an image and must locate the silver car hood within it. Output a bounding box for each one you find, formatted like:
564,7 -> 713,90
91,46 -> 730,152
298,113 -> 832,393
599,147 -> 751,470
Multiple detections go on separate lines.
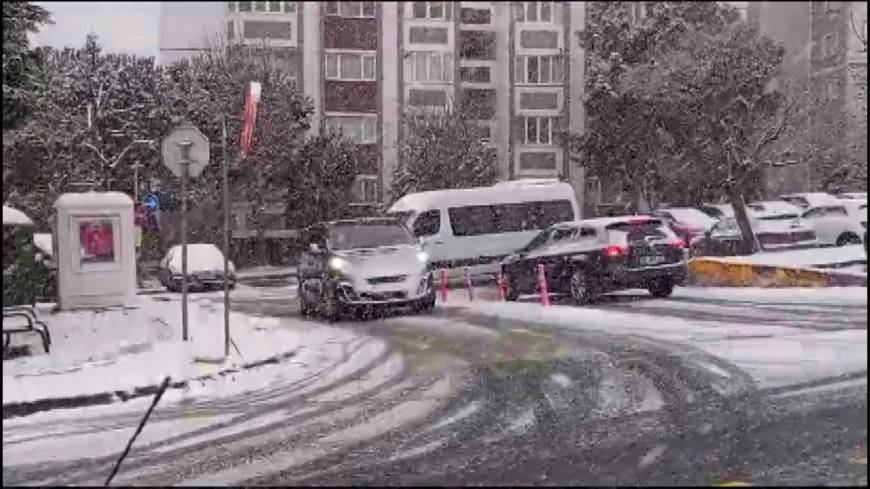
333,245 -> 425,278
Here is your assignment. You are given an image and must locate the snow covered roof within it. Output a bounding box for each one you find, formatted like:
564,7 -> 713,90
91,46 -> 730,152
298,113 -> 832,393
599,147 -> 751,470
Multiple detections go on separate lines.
388,182 -> 577,213
779,192 -> 839,208
579,215 -> 660,228
165,243 -> 234,274
54,191 -> 133,209
3,205 -> 34,226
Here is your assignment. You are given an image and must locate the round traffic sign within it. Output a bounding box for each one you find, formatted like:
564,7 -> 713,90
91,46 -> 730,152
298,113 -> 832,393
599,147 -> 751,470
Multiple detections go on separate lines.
161,123 -> 210,179
143,193 -> 160,212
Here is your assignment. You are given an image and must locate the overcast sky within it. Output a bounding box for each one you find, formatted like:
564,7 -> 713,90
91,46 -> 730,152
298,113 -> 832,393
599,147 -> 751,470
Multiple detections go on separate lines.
30,1 -> 161,59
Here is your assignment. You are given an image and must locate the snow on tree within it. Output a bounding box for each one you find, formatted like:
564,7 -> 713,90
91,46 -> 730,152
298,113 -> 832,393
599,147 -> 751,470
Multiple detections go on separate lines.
2,0 -> 52,130
392,105 -> 497,201
618,9 -> 798,254
3,33 -> 169,227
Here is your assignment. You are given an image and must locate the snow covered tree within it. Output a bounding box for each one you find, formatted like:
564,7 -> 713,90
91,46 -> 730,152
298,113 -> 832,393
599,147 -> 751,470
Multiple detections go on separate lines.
3,33 -> 169,226
618,12 -> 794,253
2,0 -> 52,130
280,129 -> 359,230
569,1 -> 742,212
392,106 -> 497,201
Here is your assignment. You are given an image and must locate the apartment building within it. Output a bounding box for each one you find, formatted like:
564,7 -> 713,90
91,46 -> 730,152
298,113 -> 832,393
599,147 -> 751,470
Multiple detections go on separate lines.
748,1 -> 867,193
158,1 -> 588,213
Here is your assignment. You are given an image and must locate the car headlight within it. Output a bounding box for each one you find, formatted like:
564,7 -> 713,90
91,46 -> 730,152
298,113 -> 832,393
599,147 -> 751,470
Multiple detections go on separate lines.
417,251 -> 429,263
329,257 -> 349,273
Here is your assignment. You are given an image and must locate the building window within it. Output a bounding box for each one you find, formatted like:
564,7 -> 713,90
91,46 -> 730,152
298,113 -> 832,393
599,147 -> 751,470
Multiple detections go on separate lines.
516,55 -> 563,85
476,122 -> 492,144
326,2 -> 376,18
352,176 -> 379,204
460,65 -> 491,83
523,116 -> 558,145
411,1 -> 453,20
408,51 -> 453,83
515,1 -> 556,23
325,115 -> 378,144
461,7 -> 491,25
230,1 -> 295,13
325,52 -> 377,80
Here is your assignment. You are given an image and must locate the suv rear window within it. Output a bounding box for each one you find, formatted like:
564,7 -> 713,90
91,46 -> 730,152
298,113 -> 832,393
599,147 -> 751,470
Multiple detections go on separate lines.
606,219 -> 668,241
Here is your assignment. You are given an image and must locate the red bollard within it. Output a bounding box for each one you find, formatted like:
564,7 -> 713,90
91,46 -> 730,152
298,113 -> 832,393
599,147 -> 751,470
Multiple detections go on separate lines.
537,263 -> 550,307
496,270 -> 506,301
464,267 -> 474,302
439,268 -> 448,304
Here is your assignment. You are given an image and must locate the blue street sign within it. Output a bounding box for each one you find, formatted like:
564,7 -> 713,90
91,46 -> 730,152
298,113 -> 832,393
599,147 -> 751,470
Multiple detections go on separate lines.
143,193 -> 160,213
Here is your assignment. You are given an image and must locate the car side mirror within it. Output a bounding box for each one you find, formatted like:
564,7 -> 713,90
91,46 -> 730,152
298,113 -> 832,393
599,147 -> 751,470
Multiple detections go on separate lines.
309,243 -> 322,254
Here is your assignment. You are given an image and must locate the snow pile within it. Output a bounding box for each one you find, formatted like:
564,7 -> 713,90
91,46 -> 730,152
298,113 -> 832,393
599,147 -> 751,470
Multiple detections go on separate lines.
709,244 -> 865,268
2,295 -> 300,405
3,205 -> 34,226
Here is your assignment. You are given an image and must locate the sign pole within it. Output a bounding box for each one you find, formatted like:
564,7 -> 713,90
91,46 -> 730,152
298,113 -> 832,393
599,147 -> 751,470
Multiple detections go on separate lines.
181,158 -> 189,341
222,115 -> 231,358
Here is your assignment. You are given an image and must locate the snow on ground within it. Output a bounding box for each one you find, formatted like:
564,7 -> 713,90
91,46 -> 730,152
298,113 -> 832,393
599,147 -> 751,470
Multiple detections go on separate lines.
453,288 -> 867,389
709,244 -> 865,268
670,286 -> 868,306
2,295 -> 301,405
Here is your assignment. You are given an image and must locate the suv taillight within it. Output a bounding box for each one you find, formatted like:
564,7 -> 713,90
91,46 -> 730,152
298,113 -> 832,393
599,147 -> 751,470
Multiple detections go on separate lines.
605,244 -> 629,257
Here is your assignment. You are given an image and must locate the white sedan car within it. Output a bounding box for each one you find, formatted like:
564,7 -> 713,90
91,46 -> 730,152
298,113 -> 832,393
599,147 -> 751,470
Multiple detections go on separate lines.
798,202 -> 864,246
159,243 -> 236,292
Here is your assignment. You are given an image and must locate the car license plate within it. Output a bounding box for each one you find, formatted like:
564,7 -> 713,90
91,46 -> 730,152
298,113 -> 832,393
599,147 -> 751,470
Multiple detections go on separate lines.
639,255 -> 665,266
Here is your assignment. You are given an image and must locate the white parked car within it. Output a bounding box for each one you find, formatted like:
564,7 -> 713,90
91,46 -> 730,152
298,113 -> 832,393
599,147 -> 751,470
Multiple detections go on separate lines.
159,243 -> 236,292
836,192 -> 867,201
779,192 -> 840,210
796,202 -> 864,246
838,199 -> 867,227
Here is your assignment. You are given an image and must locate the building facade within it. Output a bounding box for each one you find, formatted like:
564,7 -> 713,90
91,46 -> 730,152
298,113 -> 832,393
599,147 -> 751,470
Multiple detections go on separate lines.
748,1 -> 867,194
158,1 -> 588,212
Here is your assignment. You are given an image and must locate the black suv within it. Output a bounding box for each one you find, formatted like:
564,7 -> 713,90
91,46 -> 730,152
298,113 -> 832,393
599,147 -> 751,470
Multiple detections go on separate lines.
500,216 -> 688,304
297,218 -> 435,320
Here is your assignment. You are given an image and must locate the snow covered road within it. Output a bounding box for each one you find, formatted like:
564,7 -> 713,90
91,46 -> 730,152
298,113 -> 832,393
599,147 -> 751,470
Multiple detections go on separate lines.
3,284 -> 866,486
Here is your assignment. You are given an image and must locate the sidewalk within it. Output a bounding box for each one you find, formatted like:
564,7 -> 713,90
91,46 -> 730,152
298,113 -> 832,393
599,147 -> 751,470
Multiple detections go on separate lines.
2,295 -> 301,418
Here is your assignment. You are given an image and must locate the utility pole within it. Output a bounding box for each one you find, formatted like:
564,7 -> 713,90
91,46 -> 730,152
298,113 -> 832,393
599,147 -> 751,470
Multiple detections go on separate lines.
222,115 -> 231,358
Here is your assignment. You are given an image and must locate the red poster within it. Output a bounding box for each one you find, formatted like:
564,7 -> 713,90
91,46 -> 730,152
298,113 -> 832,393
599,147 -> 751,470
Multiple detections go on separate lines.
79,220 -> 115,263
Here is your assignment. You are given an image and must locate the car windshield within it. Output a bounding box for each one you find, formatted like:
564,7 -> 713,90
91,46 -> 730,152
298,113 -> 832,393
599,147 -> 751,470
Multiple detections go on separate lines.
328,221 -> 415,250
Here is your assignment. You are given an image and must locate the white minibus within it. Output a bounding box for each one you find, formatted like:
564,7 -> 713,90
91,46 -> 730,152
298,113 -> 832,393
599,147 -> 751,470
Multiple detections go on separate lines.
387,180 -> 581,269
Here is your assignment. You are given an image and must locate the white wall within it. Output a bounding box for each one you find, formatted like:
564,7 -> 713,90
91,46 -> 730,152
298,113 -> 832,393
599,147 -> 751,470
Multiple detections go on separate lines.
158,1 -> 227,65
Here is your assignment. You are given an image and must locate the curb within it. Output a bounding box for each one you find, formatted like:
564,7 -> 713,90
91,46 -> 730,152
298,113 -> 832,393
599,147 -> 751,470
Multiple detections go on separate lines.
2,350 -> 297,420
687,258 -> 867,287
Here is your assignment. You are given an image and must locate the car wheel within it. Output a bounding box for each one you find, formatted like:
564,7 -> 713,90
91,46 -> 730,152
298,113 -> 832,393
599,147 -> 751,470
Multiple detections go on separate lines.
299,287 -> 313,317
648,279 -> 675,298
570,268 -> 596,305
319,282 -> 341,322
836,233 -> 861,246
504,277 -> 520,301
416,293 -> 436,315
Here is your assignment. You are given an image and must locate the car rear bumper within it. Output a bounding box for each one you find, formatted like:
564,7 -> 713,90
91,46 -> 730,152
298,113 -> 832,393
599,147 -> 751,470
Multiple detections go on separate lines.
607,262 -> 688,287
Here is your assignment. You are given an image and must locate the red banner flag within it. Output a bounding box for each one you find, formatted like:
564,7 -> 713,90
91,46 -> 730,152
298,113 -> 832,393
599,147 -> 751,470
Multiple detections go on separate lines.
239,81 -> 262,158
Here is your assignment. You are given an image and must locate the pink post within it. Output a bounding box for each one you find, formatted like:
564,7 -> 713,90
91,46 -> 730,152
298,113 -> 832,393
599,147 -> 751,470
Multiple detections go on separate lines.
496,270 -> 506,301
464,267 -> 474,302
537,263 -> 550,307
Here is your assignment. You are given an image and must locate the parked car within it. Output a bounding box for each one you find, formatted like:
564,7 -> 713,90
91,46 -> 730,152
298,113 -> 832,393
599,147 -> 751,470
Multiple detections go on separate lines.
386,180 -> 580,271
500,216 -> 688,304
836,192 -> 867,201
796,202 -> 864,246
779,192 -> 839,209
698,204 -> 734,220
297,218 -> 435,321
652,207 -> 719,244
691,210 -> 817,256
159,244 -> 235,292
